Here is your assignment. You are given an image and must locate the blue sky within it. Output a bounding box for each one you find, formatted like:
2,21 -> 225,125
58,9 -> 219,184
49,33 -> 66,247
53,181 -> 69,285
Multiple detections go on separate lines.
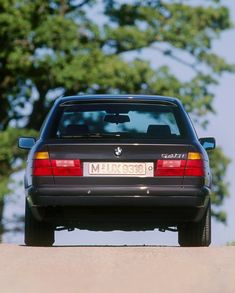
3,0 -> 235,245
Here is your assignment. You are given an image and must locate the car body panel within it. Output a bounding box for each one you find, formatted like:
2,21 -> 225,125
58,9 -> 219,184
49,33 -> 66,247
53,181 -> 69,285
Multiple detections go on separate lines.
21,95 -> 214,231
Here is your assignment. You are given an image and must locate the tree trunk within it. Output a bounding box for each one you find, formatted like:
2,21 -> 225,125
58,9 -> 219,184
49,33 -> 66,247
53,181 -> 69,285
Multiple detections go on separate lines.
27,87 -> 48,130
0,199 -> 4,242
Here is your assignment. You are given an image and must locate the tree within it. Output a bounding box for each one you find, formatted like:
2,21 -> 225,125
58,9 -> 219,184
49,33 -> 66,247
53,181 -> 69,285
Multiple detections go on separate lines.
0,0 -> 234,232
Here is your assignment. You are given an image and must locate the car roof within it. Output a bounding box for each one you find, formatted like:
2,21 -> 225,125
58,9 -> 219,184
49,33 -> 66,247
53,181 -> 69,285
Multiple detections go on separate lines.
56,94 -> 182,106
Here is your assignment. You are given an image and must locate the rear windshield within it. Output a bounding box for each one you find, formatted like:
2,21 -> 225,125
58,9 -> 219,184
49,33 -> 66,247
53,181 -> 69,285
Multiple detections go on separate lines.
50,103 -> 186,140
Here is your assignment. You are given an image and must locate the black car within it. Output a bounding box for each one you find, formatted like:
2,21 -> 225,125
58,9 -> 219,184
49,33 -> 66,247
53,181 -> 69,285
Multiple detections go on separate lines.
18,95 -> 215,247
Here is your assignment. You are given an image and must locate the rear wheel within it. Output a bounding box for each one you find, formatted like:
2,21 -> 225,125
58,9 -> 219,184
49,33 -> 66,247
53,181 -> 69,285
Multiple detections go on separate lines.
25,199 -> 54,246
178,200 -> 211,247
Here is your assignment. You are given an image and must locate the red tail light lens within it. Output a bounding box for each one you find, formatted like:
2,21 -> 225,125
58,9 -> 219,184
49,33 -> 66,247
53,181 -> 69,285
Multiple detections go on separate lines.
51,160 -> 82,176
33,152 -> 83,176
154,152 -> 204,177
155,160 -> 186,176
33,159 -> 53,176
185,159 -> 204,176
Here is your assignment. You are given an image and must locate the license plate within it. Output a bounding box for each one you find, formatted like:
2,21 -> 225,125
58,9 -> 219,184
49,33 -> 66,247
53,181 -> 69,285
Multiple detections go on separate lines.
83,162 -> 154,177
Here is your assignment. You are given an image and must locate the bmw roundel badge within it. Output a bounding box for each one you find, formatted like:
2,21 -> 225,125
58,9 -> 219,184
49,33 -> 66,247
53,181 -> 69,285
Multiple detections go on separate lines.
114,147 -> 122,157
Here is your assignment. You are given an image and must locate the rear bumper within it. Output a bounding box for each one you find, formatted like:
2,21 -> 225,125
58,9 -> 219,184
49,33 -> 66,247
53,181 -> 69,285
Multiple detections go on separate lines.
27,185 -> 210,208
27,185 -> 210,228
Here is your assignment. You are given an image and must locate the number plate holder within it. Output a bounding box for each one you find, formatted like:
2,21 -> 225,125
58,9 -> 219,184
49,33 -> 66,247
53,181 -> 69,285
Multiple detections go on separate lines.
83,162 -> 154,177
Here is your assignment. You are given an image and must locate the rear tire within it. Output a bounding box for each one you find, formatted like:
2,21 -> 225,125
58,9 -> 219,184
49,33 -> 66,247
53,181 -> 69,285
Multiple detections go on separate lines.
178,200 -> 211,247
25,199 -> 54,247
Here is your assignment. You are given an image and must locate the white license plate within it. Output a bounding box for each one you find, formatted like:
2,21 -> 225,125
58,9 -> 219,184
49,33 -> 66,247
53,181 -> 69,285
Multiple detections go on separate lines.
83,162 -> 154,177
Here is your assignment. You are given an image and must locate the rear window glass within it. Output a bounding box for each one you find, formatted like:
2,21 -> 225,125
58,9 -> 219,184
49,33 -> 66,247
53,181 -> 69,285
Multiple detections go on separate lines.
51,103 -> 186,140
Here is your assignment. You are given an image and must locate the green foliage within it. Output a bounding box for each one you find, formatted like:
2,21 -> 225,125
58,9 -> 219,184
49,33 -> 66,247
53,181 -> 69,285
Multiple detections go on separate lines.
0,128 -> 38,200
208,147 -> 231,223
227,241 -> 235,246
0,0 -> 233,223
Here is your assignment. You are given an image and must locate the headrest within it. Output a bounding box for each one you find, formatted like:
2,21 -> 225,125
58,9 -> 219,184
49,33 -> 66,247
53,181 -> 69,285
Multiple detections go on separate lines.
64,124 -> 89,136
147,124 -> 172,138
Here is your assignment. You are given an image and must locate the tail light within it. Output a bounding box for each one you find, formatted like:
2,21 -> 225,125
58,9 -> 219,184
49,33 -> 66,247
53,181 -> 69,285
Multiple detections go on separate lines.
51,160 -> 82,176
154,152 -> 204,177
33,152 -> 83,176
156,160 -> 186,176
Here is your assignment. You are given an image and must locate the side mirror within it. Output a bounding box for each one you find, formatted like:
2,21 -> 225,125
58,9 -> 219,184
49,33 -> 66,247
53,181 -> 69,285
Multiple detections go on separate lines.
199,137 -> 216,151
18,137 -> 36,149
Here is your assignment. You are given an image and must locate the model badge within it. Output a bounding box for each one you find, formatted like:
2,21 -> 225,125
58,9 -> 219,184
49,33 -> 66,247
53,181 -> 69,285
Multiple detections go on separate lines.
161,153 -> 186,159
114,147 -> 122,157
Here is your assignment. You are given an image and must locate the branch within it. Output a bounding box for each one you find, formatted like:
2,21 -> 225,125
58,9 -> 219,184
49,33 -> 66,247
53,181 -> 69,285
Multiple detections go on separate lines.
76,0 -> 91,8
60,0 -> 68,16
59,0 -> 91,15
151,45 -> 200,73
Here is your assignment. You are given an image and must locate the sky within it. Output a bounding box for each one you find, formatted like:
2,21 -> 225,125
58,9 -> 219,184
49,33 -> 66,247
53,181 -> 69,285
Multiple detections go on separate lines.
2,0 -> 235,246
